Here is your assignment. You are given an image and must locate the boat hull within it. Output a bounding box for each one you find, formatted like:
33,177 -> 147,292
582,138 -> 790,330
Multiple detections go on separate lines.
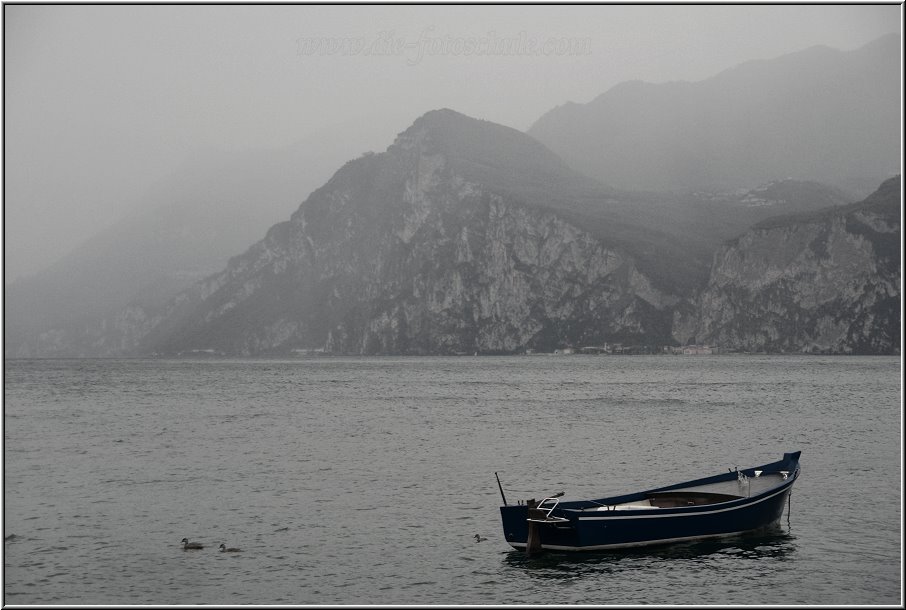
499,452 -> 799,552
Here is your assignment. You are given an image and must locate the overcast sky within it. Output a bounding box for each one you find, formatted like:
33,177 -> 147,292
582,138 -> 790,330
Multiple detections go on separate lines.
3,4 -> 901,281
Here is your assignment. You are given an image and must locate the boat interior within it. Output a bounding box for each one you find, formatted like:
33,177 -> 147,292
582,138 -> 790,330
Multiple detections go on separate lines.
580,471 -> 791,511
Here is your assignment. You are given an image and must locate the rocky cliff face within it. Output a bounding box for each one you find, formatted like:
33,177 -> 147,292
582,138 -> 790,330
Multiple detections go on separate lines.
124,110 -> 683,356
65,112 -> 897,357
675,176 -> 900,354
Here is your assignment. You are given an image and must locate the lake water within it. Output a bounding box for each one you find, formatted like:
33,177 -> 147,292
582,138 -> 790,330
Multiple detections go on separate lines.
3,355 -> 901,605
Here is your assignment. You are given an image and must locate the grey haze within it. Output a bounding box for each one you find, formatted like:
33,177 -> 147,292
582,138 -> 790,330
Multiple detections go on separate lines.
3,4 -> 901,281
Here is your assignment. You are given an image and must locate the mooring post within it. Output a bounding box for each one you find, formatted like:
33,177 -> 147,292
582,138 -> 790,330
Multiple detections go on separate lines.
525,498 -> 543,556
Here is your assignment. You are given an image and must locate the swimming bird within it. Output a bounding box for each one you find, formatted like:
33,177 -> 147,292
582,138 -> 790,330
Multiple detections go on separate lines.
219,543 -> 242,552
474,534 -> 488,542
181,538 -> 204,550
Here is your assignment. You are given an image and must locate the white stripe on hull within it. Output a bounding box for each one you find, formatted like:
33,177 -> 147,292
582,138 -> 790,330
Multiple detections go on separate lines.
506,525 -> 778,552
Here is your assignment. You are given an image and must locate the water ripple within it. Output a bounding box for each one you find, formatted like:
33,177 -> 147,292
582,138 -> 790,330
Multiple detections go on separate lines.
2,355 -> 900,605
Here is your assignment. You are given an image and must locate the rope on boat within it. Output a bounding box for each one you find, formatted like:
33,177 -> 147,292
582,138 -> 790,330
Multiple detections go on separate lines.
787,490 -> 792,527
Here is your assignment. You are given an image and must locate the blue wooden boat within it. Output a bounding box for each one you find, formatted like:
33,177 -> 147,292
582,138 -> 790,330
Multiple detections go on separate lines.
499,451 -> 800,552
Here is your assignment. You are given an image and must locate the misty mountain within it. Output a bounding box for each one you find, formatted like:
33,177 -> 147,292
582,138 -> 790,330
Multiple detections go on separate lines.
674,176 -> 901,354
6,105 -> 866,358
103,109 -> 717,356
3,135 -> 374,357
648,179 -> 854,258
390,111 -> 855,290
528,33 -> 901,196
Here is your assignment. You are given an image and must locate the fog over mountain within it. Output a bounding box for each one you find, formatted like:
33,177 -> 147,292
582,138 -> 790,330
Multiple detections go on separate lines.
7,109 -> 892,357
3,129 -> 382,354
66,110 -> 701,356
4,7 -> 901,357
529,33 -> 901,196
4,5 -> 900,282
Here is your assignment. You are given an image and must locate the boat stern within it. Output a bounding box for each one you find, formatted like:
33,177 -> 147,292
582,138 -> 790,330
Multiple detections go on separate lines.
499,504 -> 530,548
500,501 -> 580,551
